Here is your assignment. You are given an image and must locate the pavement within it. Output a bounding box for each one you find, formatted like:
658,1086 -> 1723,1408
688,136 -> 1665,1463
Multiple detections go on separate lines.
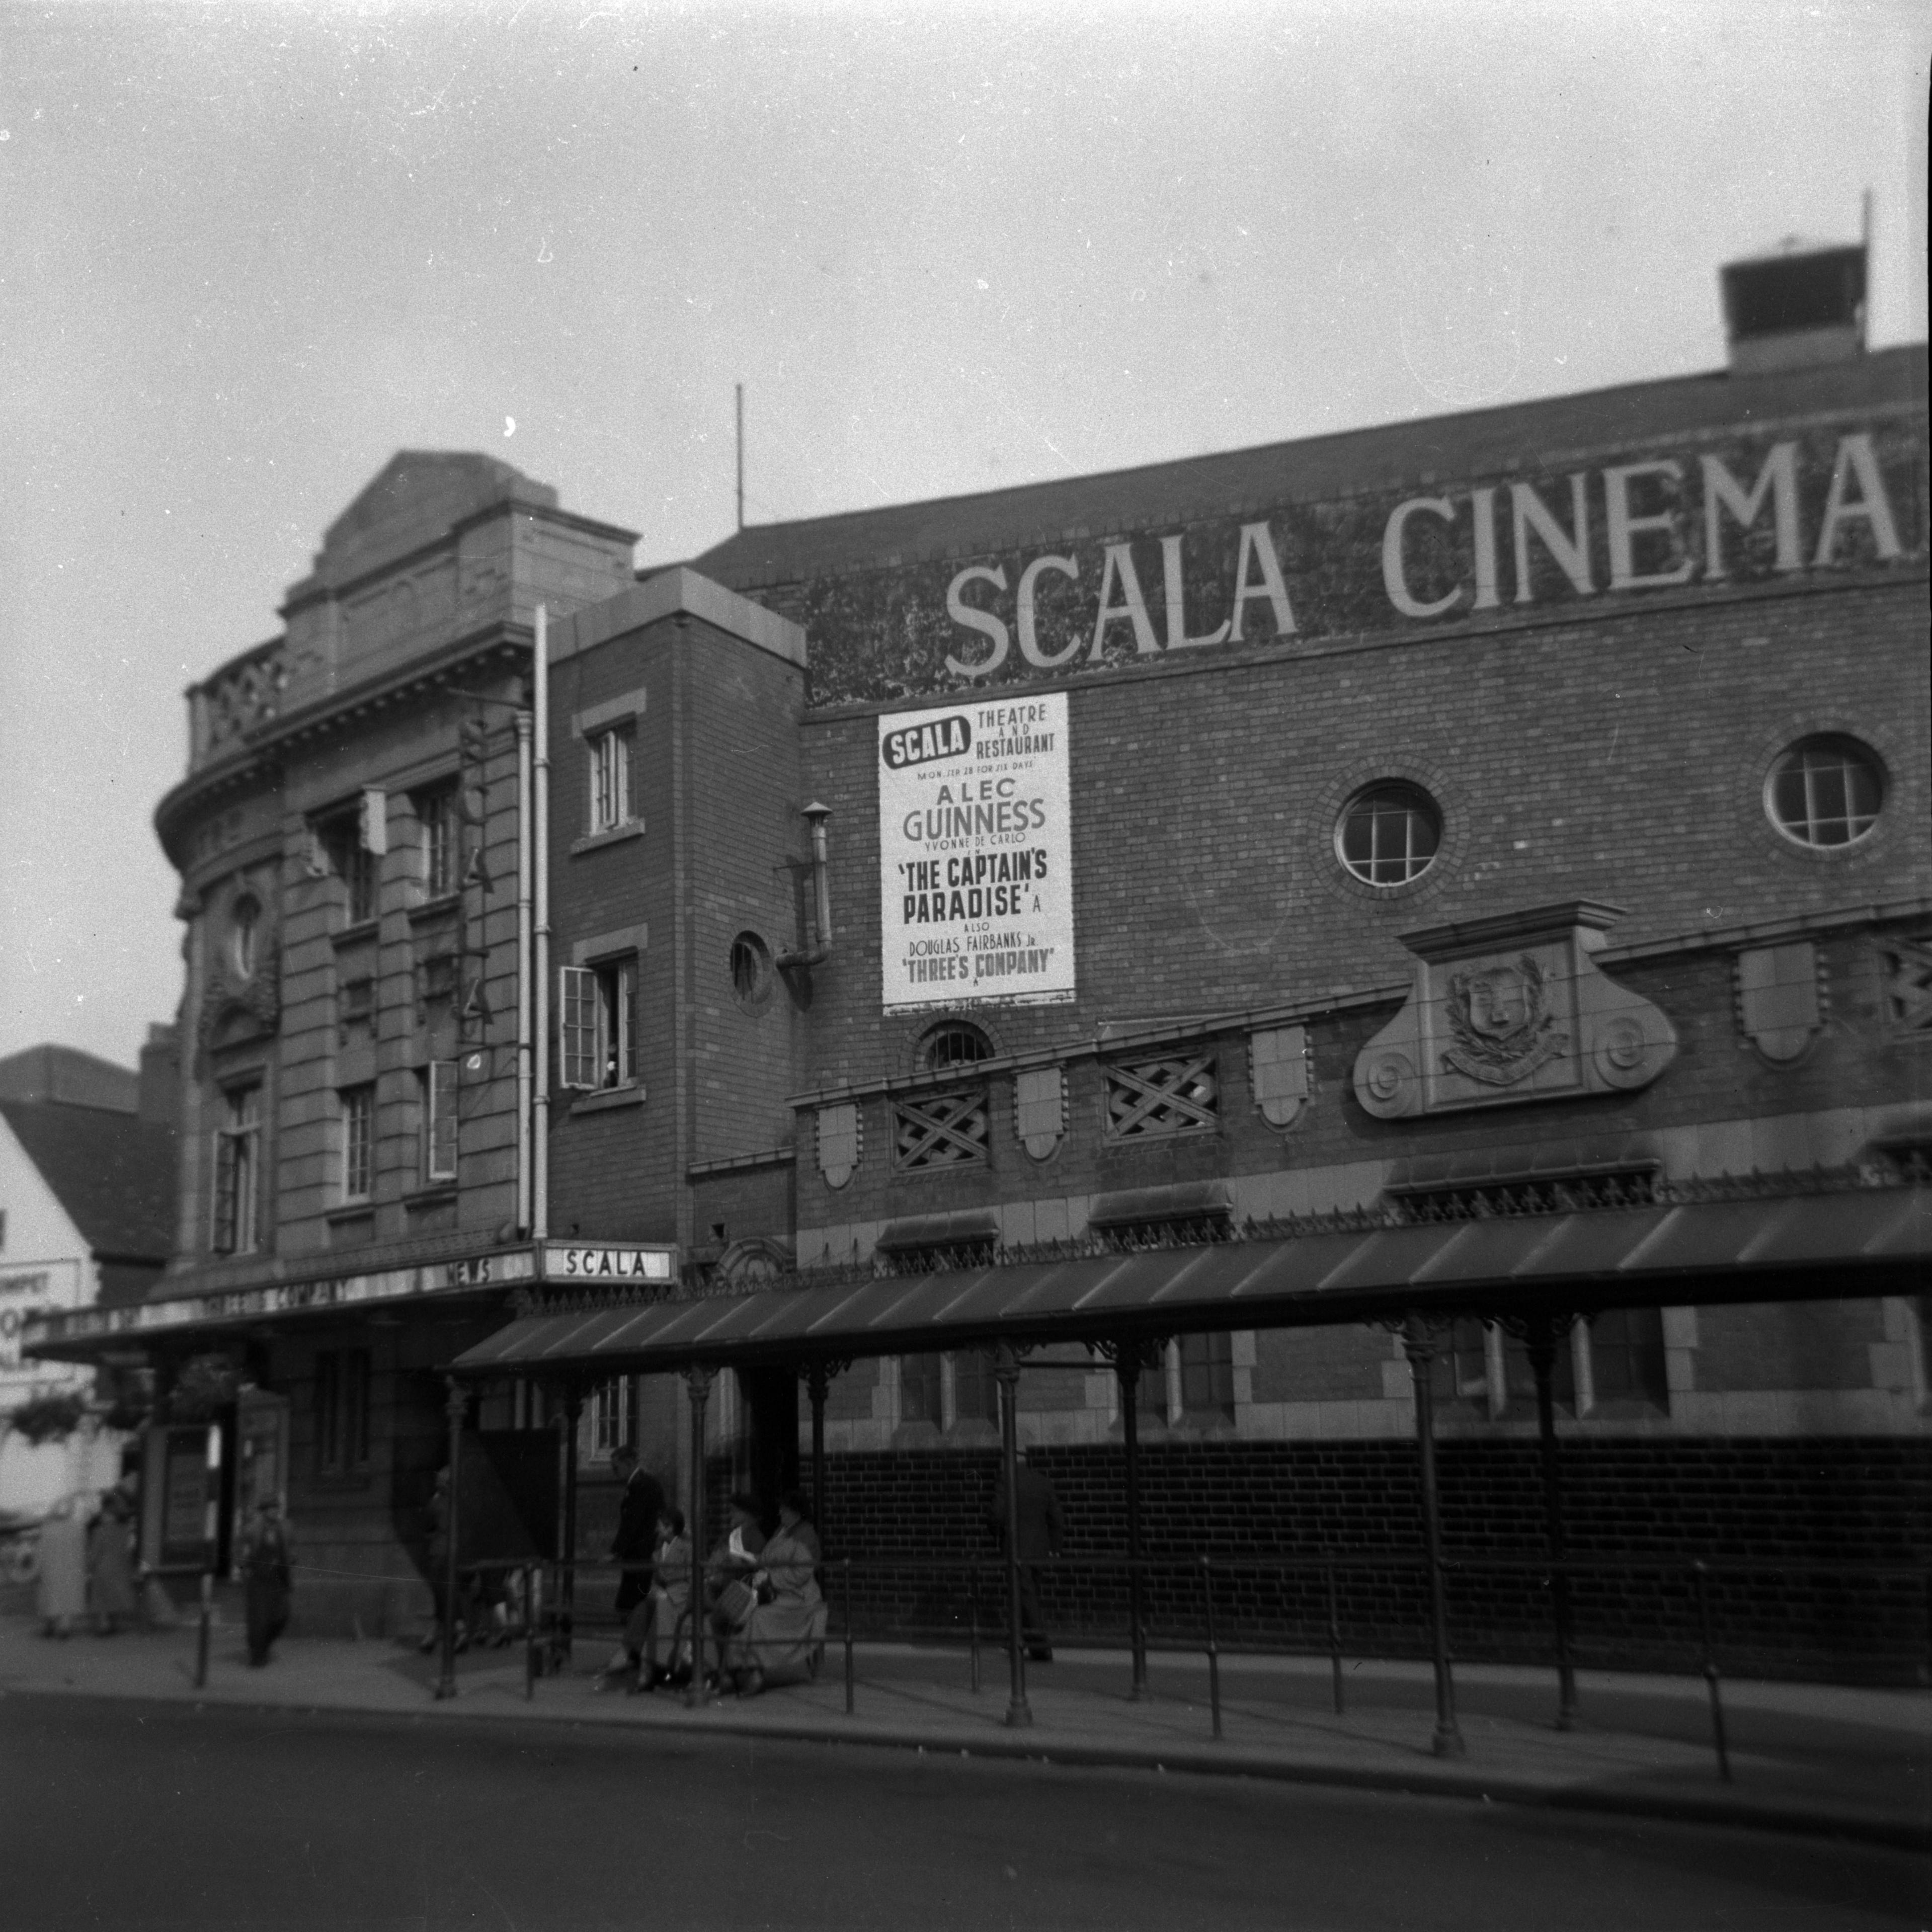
2,1604 -> 1925,1852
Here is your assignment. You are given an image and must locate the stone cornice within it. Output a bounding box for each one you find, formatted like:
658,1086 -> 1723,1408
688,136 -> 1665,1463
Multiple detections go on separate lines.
156,629 -> 529,864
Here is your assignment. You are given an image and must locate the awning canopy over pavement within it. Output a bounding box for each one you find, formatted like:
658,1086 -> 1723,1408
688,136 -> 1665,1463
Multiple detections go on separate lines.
451,1186 -> 1931,1381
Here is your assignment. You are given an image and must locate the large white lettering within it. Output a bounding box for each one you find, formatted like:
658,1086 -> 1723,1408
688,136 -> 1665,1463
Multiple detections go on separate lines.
1089,543 -> 1160,658
1470,486 -> 1500,609
1701,443 -> 1801,578
939,427 -> 1912,665
1161,534 -> 1230,649
1016,554 -> 1082,669
1511,474 -> 1595,602
945,564 -> 1010,677
1228,522 -> 1296,639
1604,459 -> 1694,591
1813,432 -> 1903,565
1381,497 -> 1462,619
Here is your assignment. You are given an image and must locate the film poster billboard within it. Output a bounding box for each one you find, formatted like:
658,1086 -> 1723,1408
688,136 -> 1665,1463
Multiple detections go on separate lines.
878,693 -> 1075,1012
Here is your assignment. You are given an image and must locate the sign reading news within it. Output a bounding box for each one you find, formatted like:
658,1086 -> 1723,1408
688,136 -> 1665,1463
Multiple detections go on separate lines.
879,693 -> 1076,1012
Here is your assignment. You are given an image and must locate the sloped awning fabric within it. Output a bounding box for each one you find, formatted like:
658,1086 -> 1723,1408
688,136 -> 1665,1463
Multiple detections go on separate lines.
451,1188 -> 1931,1380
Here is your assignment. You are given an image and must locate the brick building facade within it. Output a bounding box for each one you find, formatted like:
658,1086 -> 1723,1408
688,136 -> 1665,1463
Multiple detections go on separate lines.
29,248 -> 1931,1671
519,249 -> 1929,1675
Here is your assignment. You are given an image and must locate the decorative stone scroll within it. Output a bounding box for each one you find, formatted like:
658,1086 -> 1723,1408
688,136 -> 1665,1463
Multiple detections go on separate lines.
1352,901 -> 1675,1121
817,1102 -> 861,1189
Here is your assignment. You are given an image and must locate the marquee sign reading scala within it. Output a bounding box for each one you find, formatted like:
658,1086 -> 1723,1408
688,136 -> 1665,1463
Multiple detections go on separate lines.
789,418 -> 1922,706
878,693 -> 1076,1011
21,1241 -> 681,1352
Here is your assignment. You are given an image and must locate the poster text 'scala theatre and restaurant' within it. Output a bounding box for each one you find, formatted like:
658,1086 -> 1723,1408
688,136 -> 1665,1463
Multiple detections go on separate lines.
877,693 -> 1075,1013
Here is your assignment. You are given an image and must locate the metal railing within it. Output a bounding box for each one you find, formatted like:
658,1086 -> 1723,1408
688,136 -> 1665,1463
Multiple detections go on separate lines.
427,1545 -> 1930,1784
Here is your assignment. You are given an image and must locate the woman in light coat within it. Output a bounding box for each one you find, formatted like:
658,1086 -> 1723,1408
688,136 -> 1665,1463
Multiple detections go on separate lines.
728,1490 -> 824,1695
35,1496 -> 88,1637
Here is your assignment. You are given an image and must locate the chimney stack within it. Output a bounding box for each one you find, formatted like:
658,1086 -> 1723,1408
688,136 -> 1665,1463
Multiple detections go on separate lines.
1720,238 -> 1867,377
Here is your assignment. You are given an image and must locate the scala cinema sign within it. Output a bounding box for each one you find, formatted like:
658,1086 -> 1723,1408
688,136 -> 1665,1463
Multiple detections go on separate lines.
795,418 -> 1921,706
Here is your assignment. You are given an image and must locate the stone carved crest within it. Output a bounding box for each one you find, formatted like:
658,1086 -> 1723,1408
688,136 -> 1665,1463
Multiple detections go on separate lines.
1354,902 -> 1675,1120
1442,955 -> 1569,1086
194,949 -> 281,1072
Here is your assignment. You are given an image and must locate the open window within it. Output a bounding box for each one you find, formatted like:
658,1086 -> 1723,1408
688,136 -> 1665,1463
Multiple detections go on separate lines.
560,958 -> 638,1092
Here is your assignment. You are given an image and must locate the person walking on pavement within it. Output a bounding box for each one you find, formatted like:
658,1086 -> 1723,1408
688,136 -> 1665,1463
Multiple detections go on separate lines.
990,1454 -> 1064,1663
88,1487 -> 139,1636
607,1443 -> 665,1687
237,1495 -> 293,1666
420,1465 -> 465,1656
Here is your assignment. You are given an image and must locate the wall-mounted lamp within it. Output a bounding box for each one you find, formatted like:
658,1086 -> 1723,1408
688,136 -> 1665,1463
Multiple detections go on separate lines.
777,802 -> 834,972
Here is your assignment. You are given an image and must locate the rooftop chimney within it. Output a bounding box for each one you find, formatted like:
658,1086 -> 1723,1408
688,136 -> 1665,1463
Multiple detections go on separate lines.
137,1023 -> 181,1130
1720,237 -> 1867,377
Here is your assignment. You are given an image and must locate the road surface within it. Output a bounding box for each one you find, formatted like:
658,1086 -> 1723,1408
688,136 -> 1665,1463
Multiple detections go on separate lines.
2,1691 -> 1921,1929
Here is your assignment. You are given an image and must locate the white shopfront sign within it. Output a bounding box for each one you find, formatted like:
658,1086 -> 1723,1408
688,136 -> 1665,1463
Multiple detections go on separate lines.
878,692 -> 1076,1012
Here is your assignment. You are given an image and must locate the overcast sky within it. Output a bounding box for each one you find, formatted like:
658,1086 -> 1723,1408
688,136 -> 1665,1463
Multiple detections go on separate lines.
2,0 -> 1926,1073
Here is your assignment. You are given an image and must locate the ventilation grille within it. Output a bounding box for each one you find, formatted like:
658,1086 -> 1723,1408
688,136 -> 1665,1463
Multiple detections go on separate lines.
1103,1053 -> 1219,1139
893,1089 -> 990,1171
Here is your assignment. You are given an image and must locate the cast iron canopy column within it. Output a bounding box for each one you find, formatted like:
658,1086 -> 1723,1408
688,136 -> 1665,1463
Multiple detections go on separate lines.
993,1341 -> 1032,1729
434,1377 -> 466,1701
683,1364 -> 716,1707
1401,1316 -> 1465,1759
795,1359 -> 850,1549
1507,1310 -> 1580,1731
558,1381 -> 584,1666
1097,1335 -> 1165,1702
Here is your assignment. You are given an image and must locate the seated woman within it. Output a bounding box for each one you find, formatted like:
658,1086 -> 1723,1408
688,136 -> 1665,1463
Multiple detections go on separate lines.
702,1493 -> 766,1687
630,1507 -> 693,1692
726,1490 -> 825,1697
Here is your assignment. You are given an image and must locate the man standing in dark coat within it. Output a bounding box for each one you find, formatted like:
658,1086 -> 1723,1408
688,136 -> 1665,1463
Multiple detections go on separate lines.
609,1443 -> 665,1684
990,1455 -> 1064,1663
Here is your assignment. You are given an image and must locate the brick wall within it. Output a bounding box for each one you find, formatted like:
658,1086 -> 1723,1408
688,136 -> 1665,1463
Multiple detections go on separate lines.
547,608 -> 807,1251
794,580 -> 1927,1125
800,1436 -> 1929,1680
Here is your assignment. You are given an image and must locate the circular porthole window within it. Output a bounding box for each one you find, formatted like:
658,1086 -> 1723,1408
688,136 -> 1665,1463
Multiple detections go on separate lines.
230,895 -> 260,979
1335,783 -> 1442,887
729,931 -> 773,1012
918,1021 -> 995,1074
1764,736 -> 1885,849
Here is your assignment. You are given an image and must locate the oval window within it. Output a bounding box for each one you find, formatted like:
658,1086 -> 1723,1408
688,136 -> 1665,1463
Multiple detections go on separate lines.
1335,783 -> 1441,887
1765,736 -> 1884,848
729,932 -> 773,1010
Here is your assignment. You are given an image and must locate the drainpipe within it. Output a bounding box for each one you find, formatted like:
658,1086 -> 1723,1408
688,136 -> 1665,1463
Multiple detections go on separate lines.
515,710 -> 533,1236
532,605 -> 551,1243
777,803 -> 834,970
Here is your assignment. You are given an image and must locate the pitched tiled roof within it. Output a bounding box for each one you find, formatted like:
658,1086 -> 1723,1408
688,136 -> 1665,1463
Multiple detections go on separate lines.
693,347 -> 1925,591
2,1101 -> 175,1269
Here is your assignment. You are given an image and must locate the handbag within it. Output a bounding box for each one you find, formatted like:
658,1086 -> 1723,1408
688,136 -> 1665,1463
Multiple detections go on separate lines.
715,1576 -> 755,1625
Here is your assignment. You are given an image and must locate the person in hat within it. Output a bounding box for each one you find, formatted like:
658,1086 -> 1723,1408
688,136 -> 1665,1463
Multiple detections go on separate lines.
88,1487 -> 139,1636
726,1489 -> 825,1696
702,1492 -> 766,1687
605,1443 -> 665,1687
237,1495 -> 293,1666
